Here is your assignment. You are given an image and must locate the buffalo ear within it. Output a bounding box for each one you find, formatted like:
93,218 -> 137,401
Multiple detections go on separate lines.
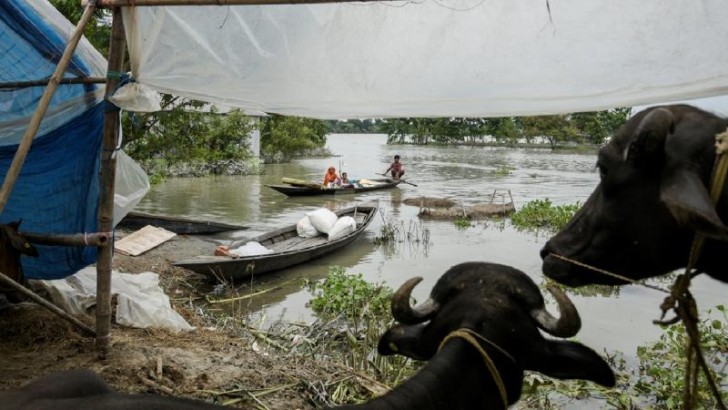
525,340 -> 615,387
625,108 -> 674,165
660,169 -> 728,240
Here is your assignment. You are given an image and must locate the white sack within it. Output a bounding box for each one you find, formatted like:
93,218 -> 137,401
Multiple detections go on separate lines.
307,208 -> 338,234
296,216 -> 320,238
122,1 -> 728,119
228,241 -> 274,257
108,81 -> 162,112
328,216 -> 356,241
36,267 -> 194,332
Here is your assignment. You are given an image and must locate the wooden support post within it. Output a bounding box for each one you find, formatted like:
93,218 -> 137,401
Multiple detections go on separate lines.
0,2 -> 97,216
96,7 -> 127,355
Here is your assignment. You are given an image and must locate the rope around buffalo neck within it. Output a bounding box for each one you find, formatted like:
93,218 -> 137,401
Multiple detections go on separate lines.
439,328 -> 511,410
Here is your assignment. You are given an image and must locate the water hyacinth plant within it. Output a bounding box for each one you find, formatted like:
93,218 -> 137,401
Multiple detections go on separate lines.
511,199 -> 580,232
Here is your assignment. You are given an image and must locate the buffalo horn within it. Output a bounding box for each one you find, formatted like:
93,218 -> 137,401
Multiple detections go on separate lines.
529,285 -> 581,338
391,276 -> 440,324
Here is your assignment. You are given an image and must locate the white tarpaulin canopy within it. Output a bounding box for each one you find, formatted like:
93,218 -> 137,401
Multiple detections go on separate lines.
121,0 -> 728,119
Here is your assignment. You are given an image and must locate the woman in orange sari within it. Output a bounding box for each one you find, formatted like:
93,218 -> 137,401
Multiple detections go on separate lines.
322,166 -> 341,187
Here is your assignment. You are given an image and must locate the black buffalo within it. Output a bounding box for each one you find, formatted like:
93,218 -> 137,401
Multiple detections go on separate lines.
0,221 -> 38,304
1,262 -> 614,409
369,262 -> 615,408
542,104 -> 728,286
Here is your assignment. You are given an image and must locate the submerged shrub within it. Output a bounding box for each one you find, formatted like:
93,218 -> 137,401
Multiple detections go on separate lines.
511,198 -> 580,232
305,266 -> 393,322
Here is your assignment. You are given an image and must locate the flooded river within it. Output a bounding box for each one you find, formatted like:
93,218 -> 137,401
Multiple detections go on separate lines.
134,133 -> 725,362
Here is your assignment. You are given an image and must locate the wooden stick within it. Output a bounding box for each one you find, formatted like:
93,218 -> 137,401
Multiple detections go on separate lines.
96,6 -> 127,355
20,232 -> 110,247
0,77 -> 107,89
141,377 -> 175,395
206,279 -> 293,304
90,0 -> 389,7
0,2 -> 97,217
378,173 -> 417,187
0,271 -> 96,336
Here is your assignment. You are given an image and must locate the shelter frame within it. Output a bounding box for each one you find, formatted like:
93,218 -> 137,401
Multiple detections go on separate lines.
0,0 -> 387,354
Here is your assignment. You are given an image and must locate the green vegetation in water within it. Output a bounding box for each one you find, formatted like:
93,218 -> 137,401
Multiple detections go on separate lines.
493,165 -> 515,177
511,199 -> 580,232
303,266 -> 416,406
373,213 -> 430,246
453,217 -> 472,229
306,266 -> 392,321
518,305 -> 728,409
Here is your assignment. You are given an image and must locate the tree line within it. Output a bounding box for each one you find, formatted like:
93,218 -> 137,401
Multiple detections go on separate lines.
329,109 -> 631,148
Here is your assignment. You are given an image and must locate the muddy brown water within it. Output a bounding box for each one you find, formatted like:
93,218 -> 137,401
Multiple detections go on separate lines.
133,134 -> 725,363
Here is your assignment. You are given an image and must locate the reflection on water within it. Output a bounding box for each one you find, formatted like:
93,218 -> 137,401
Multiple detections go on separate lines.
134,134 -> 725,361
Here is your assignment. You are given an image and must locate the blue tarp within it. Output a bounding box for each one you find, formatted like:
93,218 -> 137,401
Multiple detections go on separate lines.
0,0 -> 106,279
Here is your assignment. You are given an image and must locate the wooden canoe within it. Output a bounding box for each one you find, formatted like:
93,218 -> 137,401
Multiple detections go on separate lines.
117,211 -> 248,235
173,205 -> 377,281
267,178 -> 400,197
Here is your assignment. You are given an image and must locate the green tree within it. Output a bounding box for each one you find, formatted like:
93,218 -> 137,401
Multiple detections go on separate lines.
571,108 -> 629,145
486,117 -> 519,144
49,0 -> 111,57
122,95 -> 254,166
520,114 -> 578,148
260,114 -> 328,163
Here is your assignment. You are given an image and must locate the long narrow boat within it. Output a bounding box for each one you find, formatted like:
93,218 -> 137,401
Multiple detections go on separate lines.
267,178 -> 400,197
173,205 -> 377,281
117,211 -> 248,235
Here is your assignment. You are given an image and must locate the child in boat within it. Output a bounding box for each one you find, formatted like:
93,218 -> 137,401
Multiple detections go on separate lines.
340,172 -> 356,188
384,154 -> 405,180
323,166 -> 341,188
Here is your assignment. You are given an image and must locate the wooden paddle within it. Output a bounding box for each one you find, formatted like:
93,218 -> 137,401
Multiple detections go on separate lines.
379,173 -> 418,187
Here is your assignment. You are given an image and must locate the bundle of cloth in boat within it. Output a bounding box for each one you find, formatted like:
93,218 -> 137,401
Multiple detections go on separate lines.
214,241 -> 274,257
297,208 -> 356,241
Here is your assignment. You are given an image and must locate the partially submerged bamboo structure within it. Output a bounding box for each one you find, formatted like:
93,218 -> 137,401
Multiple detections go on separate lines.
1,0 -> 391,353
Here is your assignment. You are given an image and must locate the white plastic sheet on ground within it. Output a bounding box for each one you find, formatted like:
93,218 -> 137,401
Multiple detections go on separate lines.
122,1 -> 728,119
36,267 -> 194,332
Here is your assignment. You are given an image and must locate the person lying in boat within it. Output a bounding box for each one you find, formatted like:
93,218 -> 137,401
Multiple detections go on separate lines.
322,166 -> 341,188
340,172 -> 357,188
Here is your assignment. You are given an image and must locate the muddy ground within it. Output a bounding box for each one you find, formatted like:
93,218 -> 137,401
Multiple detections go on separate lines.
0,232 -> 360,409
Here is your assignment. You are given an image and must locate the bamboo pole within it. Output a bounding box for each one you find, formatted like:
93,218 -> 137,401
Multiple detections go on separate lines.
0,271 -> 96,336
20,232 -> 110,247
0,3 -> 97,217
89,0 -> 389,6
96,6 -> 127,355
0,77 -> 107,89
